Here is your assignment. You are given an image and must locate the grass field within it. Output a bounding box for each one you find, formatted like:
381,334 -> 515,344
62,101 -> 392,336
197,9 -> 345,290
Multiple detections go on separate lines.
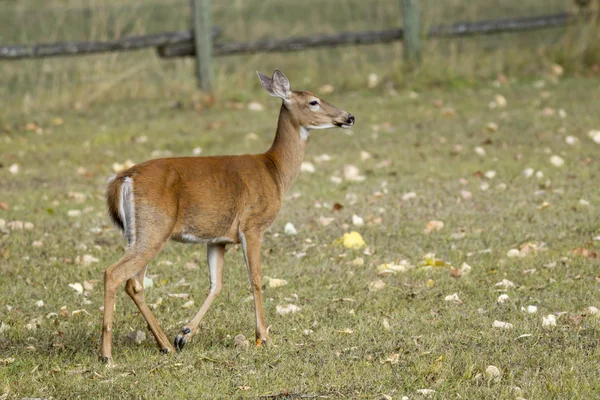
1,70 -> 600,398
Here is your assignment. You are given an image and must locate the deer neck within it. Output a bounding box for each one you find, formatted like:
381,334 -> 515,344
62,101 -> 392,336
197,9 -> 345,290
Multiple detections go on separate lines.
265,104 -> 307,193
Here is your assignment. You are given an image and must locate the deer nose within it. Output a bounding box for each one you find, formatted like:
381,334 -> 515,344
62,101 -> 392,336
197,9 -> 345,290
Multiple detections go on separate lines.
347,114 -> 355,125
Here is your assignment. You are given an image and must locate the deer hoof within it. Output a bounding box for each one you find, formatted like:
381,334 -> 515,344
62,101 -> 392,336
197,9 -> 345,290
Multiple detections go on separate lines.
255,338 -> 268,347
174,327 -> 191,351
160,347 -> 171,355
100,356 -> 111,365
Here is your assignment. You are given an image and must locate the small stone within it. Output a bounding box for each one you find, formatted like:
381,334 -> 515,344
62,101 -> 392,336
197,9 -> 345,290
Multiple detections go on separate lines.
67,209 -> 82,217
247,102 -> 264,111
8,164 -> 20,174
300,162 -> 316,173
36,300 -> 44,307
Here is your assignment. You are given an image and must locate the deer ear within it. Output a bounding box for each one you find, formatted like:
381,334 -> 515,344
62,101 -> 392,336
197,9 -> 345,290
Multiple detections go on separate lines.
257,71 -> 277,97
271,69 -> 291,100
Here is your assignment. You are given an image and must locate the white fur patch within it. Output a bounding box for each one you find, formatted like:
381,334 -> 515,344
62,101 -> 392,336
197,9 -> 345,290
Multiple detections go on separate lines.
305,124 -> 336,130
300,127 -> 310,141
179,234 -> 233,244
119,177 -> 136,247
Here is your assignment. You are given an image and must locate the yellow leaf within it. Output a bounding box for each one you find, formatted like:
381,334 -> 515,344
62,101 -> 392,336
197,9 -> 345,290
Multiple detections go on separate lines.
334,231 -> 366,250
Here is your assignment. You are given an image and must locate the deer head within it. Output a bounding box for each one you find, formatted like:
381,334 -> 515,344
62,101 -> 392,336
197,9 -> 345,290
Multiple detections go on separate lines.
257,69 -> 355,139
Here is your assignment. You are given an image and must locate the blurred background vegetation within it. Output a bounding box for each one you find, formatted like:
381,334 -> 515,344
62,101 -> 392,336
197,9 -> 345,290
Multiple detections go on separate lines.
0,0 -> 599,117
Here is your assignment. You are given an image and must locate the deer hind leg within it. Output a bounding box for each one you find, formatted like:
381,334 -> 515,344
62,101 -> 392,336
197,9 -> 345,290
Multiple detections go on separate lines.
240,231 -> 269,346
125,265 -> 173,354
101,247 -> 166,364
174,243 -> 225,351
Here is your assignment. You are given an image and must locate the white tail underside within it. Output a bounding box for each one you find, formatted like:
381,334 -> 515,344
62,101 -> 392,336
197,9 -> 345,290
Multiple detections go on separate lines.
119,177 -> 136,246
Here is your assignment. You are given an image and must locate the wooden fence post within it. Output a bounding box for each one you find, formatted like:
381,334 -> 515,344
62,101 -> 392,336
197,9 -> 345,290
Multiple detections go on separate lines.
192,0 -> 213,91
401,0 -> 421,65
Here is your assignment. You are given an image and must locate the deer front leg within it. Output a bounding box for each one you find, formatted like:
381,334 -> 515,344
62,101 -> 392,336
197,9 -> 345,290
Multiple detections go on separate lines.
174,243 -> 225,351
240,231 -> 269,345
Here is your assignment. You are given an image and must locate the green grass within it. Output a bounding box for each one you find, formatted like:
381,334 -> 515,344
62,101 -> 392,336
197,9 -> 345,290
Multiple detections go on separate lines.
1,74 -> 600,398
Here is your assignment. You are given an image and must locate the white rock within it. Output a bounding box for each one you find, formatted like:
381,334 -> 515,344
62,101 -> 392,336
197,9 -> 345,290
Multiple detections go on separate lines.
276,304 -> 301,315
579,199 -> 590,206
192,147 -> 202,155
588,306 -> 598,315
284,222 -> 297,235
542,314 -> 557,327
535,171 -> 544,179
549,155 -> 564,167
300,162 -> 316,173
492,320 -> 513,329
36,300 -> 44,307
480,182 -> 490,191
497,294 -> 510,304
352,214 -> 364,226
485,365 -> 501,380
474,146 -> 486,156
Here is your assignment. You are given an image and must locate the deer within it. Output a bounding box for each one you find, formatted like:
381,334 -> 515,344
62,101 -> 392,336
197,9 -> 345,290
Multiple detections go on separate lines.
100,69 -> 355,364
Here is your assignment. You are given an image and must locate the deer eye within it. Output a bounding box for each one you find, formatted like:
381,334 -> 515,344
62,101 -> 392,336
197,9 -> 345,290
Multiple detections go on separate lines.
309,100 -> 319,106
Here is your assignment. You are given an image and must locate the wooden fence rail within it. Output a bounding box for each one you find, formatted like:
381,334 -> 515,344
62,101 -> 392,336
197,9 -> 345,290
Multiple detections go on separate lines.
0,0 -> 595,91
0,28 -> 221,60
158,12 -> 589,58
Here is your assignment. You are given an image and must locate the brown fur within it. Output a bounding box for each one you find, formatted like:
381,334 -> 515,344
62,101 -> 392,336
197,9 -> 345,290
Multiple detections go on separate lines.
99,70 -> 354,363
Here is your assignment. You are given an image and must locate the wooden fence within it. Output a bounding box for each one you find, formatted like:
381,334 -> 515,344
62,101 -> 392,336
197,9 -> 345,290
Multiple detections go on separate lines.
0,0 -> 595,92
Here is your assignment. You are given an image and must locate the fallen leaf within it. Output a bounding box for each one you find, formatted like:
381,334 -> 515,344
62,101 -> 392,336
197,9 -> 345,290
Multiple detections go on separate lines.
424,220 -> 444,234
69,283 -> 83,295
492,320 -> 513,329
588,130 -> 600,144
300,162 -> 315,173
444,293 -> 462,304
368,280 -> 386,292
343,165 -> 365,182
181,300 -> 195,309
284,222 -> 297,235
542,314 -> 557,327
336,328 -> 353,334
549,155 -> 564,167
318,216 -> 335,226
380,353 -> 400,364
485,365 -> 501,381
335,231 -> 366,250
497,294 -> 510,304
495,279 -> 516,289
376,260 -> 413,276
167,293 -> 190,299
276,304 -> 301,315
267,277 -> 288,288
0,202 -> 8,211
351,214 -> 364,226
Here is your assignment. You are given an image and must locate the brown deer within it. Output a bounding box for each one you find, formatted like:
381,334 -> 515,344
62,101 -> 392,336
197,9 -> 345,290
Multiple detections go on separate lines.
100,69 -> 355,364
